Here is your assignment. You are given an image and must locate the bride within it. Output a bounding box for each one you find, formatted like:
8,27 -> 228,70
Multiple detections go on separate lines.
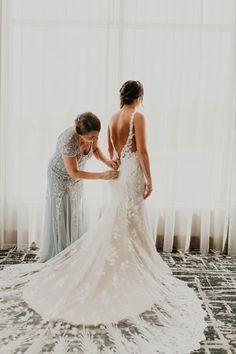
0,80 -> 207,354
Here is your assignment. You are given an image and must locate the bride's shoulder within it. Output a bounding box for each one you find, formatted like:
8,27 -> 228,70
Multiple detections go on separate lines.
109,111 -> 120,125
134,112 -> 145,119
112,111 -> 120,118
134,112 -> 145,125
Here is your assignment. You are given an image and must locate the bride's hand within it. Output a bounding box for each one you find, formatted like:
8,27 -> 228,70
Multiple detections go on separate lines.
105,159 -> 120,170
101,170 -> 119,180
143,181 -> 152,199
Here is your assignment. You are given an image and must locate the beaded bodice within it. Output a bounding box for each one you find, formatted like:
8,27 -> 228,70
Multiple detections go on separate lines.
49,127 -> 93,178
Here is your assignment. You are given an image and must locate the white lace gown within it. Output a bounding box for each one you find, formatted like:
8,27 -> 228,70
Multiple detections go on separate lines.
0,112 -> 207,353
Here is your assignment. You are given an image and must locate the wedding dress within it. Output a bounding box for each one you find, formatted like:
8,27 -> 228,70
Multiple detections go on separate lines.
0,111 -> 207,353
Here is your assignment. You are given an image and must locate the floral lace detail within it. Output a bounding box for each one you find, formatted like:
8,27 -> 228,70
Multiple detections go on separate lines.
120,111 -> 135,159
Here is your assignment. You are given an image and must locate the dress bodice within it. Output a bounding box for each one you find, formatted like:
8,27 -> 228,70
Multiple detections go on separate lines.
49,127 -> 93,178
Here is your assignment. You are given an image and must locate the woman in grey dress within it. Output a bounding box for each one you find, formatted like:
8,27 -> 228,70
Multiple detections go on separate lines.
38,112 -> 119,262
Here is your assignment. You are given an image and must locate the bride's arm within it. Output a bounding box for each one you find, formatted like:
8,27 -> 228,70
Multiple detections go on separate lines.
134,113 -> 153,199
107,126 -> 114,159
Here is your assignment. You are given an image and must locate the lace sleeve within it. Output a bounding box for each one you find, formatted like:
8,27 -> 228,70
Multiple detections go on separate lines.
61,141 -> 77,157
58,132 -> 77,157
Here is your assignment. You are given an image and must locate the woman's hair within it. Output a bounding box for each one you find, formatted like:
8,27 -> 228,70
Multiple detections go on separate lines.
120,80 -> 144,108
74,112 -> 101,135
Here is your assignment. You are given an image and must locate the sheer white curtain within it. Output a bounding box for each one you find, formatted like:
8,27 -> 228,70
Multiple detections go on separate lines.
0,0 -> 235,255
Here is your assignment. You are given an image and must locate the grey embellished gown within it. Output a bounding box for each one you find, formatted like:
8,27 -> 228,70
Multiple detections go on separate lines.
38,127 -> 93,262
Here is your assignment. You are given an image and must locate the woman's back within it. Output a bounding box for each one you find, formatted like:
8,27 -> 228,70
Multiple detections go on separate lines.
109,109 -> 137,158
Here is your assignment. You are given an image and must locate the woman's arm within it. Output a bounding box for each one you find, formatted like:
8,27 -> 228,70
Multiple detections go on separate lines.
93,139 -> 119,170
134,112 -> 153,199
107,126 -> 114,160
93,141 -> 109,164
63,156 -> 118,180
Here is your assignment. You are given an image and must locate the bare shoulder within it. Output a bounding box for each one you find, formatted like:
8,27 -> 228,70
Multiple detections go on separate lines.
109,111 -> 120,127
134,112 -> 145,126
134,112 -> 144,118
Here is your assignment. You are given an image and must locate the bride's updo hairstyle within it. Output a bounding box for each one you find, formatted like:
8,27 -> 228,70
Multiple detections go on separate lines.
120,80 -> 144,108
74,112 -> 101,135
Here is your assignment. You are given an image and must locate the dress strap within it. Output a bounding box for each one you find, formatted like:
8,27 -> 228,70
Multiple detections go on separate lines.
120,111 -> 136,158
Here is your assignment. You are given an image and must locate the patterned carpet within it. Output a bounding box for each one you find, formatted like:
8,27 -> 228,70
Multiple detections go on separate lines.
0,247 -> 235,354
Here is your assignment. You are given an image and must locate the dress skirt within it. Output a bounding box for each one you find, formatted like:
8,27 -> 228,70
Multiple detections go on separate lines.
37,164 -> 87,262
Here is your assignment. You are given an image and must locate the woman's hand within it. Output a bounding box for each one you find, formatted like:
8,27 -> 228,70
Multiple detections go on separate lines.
143,180 -> 152,199
105,159 -> 120,170
101,170 -> 119,180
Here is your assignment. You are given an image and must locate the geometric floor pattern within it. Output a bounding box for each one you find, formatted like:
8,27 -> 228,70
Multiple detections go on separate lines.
160,251 -> 236,354
0,248 -> 235,354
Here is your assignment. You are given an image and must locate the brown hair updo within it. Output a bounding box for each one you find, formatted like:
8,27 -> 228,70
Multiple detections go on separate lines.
120,80 -> 144,108
74,112 -> 101,135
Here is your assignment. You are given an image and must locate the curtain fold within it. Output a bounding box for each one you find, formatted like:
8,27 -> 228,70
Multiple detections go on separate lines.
0,0 -> 235,254
0,0 -> 7,249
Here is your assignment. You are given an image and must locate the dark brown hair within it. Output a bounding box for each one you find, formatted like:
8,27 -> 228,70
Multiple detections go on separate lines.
74,112 -> 101,135
120,80 -> 144,108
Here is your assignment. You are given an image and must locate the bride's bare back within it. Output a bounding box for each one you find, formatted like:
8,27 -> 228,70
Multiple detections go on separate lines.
108,109 -> 138,159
